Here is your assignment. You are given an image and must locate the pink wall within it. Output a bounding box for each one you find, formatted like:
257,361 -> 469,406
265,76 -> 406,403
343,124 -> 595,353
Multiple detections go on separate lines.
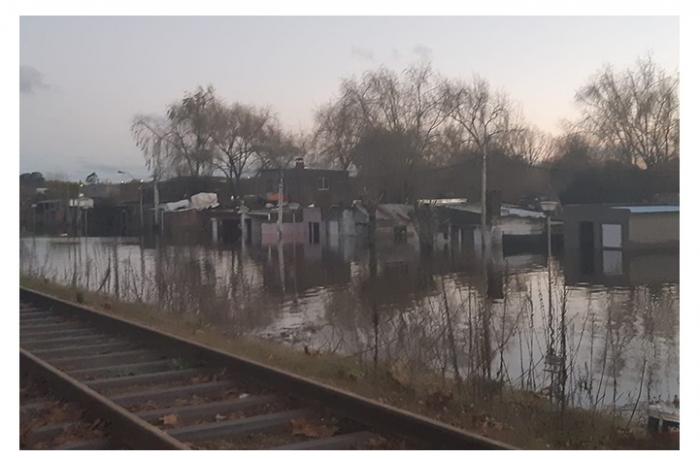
261,222 -> 307,244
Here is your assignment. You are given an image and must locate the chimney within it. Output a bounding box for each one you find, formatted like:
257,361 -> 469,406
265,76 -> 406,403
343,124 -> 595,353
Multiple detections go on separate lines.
295,157 -> 305,170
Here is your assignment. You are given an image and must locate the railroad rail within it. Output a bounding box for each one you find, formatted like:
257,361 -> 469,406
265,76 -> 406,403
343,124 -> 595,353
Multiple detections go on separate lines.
21,373 -> 118,449
19,287 -> 513,450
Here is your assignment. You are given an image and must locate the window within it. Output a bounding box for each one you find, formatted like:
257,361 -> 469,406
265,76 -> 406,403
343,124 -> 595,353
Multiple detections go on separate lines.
318,176 -> 329,191
601,223 -> 623,249
393,225 -> 407,243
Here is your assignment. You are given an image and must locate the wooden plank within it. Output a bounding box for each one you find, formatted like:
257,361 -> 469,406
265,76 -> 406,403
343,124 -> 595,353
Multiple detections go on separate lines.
58,438 -> 114,450
21,328 -> 97,341
70,360 -> 174,381
271,431 -> 378,450
22,334 -> 111,349
26,421 -> 75,444
21,322 -> 84,333
112,381 -> 232,407
20,312 -> 54,320
136,394 -> 279,423
168,409 -> 310,442
20,400 -> 55,417
52,350 -> 164,370
88,368 -> 204,392
21,317 -> 67,326
33,341 -> 136,360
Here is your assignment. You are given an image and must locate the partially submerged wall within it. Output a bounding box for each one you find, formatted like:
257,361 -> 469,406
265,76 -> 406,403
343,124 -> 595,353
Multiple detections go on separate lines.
628,213 -> 679,249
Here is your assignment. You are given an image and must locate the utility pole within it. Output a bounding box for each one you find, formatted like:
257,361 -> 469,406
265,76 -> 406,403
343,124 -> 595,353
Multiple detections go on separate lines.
240,198 -> 247,249
118,170 -> 145,233
277,171 -> 284,240
137,180 -> 144,232
153,176 -> 160,232
480,110 -> 488,255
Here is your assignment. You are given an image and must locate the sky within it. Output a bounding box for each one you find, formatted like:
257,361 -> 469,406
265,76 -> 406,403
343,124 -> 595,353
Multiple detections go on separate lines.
19,16 -> 679,181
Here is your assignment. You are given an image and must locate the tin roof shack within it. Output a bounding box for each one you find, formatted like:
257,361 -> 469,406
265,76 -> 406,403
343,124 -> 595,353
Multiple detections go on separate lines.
563,204 -> 679,253
431,199 -> 558,253
246,158 -> 351,209
160,192 -> 221,243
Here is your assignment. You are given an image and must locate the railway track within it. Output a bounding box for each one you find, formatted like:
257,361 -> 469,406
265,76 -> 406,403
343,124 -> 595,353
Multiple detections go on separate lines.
21,375 -> 117,449
19,287 -> 512,450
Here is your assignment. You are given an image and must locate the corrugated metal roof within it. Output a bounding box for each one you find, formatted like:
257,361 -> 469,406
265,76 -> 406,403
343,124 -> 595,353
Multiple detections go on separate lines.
612,205 -> 679,214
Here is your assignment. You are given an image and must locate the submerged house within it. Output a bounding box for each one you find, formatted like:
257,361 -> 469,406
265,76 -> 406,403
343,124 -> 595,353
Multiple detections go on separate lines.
425,194 -> 558,252
244,157 -> 351,209
236,158 -> 353,246
257,205 -> 325,246
562,204 -> 679,252
562,203 -> 679,284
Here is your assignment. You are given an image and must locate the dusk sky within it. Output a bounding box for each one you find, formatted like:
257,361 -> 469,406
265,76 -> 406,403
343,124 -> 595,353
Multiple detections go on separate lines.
20,16 -> 679,181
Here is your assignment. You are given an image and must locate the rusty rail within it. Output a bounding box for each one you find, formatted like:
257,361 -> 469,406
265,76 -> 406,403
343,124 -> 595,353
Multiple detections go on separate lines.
20,349 -> 188,449
20,286 -> 513,450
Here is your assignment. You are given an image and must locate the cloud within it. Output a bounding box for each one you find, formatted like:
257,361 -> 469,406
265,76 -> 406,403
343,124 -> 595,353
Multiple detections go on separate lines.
20,65 -> 49,94
412,44 -> 433,61
350,46 -> 375,62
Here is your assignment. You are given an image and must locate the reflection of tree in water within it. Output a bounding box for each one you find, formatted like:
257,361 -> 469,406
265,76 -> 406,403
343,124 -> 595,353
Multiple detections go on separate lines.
145,243 -> 284,334
21,237 -> 679,418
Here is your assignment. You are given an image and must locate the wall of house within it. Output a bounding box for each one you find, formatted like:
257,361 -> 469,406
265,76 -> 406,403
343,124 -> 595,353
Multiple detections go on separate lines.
259,207 -> 326,245
627,213 -> 679,248
247,168 -> 351,208
562,205 -> 630,251
162,209 -> 206,242
498,217 -> 545,236
261,222 -> 307,245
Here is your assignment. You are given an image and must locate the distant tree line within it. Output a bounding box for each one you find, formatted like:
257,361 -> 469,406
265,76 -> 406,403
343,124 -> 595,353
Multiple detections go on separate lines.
129,56 -> 678,205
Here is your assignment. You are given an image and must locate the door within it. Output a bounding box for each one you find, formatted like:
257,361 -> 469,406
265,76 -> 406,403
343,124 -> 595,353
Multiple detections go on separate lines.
579,221 -> 594,275
579,221 -> 594,251
308,222 -> 320,244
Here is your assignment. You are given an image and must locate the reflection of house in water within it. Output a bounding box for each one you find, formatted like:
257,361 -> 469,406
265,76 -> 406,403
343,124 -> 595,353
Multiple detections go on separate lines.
253,243 -> 351,295
562,204 -> 679,286
564,248 -> 679,286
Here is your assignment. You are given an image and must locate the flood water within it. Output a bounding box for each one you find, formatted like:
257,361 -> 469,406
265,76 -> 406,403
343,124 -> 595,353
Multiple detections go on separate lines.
20,236 -> 679,417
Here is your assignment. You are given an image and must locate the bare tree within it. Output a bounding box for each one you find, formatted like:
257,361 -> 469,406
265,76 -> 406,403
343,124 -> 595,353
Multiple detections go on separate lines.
166,85 -> 217,177
130,115 -> 171,180
441,76 -> 519,155
574,57 -> 679,169
256,125 -> 304,170
506,125 -> 552,166
441,76 -> 520,237
210,101 -> 273,197
313,98 -> 363,170
130,115 -> 173,227
313,62 -> 449,172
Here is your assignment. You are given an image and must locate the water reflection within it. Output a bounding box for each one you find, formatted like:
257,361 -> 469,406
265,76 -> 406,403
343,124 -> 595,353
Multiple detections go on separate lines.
20,236 -> 678,416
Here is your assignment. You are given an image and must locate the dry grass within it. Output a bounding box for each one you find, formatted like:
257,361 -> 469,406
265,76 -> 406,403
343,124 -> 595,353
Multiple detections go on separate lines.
20,275 -> 677,450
